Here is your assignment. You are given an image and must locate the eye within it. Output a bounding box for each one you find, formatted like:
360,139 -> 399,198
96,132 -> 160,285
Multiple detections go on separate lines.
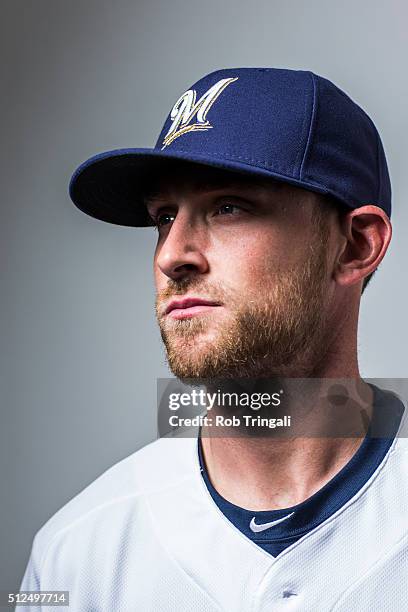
216,202 -> 243,216
151,211 -> 176,229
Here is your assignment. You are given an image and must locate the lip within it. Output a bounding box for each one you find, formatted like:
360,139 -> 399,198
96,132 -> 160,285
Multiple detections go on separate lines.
165,297 -> 221,319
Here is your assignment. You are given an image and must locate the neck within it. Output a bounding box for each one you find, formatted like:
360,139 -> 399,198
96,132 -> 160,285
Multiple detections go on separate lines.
201,311 -> 371,511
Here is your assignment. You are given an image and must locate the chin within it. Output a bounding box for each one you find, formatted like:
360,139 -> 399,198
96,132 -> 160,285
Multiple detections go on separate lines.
165,343 -> 219,379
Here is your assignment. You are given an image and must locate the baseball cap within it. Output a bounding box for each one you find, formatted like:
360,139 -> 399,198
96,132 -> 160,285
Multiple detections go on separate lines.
69,67 -> 392,226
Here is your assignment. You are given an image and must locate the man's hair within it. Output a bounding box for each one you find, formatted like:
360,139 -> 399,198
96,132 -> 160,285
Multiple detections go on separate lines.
314,194 -> 375,294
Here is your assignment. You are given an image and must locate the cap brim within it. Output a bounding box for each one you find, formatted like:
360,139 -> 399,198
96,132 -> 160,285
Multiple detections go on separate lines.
69,148 -> 331,227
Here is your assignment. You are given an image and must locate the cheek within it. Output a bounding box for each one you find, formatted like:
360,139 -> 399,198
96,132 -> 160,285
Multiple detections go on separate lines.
211,232 -> 290,282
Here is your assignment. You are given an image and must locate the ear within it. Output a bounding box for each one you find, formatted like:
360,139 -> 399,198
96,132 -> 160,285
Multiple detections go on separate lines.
334,205 -> 392,288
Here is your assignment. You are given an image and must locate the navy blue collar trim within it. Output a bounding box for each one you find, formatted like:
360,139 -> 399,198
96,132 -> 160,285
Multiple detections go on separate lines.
198,383 -> 404,556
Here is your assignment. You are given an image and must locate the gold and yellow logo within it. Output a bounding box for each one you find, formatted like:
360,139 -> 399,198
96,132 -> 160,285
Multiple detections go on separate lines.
161,77 -> 238,149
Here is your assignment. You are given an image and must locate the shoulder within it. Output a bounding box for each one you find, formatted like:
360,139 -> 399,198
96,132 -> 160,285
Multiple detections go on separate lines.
29,436 -> 197,574
389,435 -> 408,470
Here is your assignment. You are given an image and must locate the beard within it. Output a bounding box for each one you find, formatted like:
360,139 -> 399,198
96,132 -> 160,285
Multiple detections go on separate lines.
155,220 -> 330,379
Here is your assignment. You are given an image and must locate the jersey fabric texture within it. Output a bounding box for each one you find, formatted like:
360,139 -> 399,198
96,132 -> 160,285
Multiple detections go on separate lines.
198,383 -> 404,557
20,385 -> 408,611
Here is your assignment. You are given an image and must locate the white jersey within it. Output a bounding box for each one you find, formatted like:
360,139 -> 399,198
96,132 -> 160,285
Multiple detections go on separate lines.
20,419 -> 408,611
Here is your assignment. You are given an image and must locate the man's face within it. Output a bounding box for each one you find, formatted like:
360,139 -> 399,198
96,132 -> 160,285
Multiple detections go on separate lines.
146,162 -> 332,379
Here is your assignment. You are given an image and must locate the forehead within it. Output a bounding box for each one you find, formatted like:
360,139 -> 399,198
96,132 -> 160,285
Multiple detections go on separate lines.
143,160 -> 286,204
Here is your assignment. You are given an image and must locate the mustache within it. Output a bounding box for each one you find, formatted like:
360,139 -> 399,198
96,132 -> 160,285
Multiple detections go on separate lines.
155,278 -> 230,318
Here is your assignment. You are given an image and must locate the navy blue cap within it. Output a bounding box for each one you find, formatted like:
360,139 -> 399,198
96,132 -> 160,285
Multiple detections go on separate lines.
69,67 -> 392,226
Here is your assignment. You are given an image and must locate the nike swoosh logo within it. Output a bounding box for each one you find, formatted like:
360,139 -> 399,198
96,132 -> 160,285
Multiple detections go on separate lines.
249,512 -> 295,533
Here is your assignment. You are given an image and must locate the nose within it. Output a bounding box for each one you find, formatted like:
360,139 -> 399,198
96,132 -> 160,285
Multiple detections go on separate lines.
155,212 -> 209,280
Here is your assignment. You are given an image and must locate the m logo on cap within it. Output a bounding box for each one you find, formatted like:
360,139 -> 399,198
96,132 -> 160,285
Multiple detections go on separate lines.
161,77 -> 238,149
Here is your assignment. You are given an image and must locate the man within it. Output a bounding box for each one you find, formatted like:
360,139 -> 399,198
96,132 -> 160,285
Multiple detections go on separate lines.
20,68 -> 407,611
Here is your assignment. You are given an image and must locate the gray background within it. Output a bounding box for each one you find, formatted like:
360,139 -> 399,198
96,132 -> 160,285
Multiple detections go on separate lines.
1,0 -> 407,590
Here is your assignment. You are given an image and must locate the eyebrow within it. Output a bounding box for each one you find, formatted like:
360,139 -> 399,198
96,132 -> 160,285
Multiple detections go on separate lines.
143,177 -> 282,208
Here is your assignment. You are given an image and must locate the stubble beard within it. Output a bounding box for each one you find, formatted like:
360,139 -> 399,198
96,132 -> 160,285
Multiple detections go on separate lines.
156,224 -> 329,380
